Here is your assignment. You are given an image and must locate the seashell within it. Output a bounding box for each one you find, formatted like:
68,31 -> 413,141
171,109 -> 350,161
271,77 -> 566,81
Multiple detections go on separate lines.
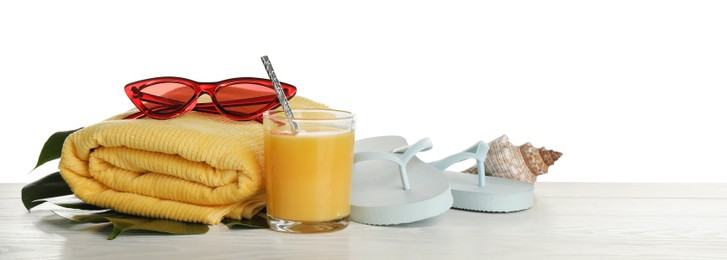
464,135 -> 562,184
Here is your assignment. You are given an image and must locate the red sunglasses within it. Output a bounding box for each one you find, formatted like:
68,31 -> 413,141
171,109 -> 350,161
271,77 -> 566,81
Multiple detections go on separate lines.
123,77 -> 297,121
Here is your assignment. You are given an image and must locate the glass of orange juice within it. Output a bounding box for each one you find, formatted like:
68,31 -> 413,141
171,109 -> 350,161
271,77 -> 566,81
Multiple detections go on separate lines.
263,109 -> 355,233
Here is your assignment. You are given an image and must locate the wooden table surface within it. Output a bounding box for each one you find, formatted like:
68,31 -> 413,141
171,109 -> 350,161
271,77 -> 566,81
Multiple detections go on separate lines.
2,182 -> 727,259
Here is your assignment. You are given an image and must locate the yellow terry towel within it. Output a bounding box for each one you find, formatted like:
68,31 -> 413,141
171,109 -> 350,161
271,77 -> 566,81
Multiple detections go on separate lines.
59,97 -> 326,225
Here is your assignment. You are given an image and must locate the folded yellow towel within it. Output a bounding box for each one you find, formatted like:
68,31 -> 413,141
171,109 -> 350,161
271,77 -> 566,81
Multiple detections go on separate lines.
59,96 -> 326,225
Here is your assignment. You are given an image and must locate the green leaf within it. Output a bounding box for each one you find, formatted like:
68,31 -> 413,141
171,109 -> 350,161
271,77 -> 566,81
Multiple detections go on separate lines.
54,210 -> 113,223
33,128 -> 81,170
59,211 -> 209,240
222,212 -> 269,229
37,199 -> 108,210
21,171 -> 73,211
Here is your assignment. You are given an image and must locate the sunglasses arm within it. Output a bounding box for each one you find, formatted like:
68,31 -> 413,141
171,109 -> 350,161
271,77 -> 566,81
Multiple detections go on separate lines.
123,111 -> 146,120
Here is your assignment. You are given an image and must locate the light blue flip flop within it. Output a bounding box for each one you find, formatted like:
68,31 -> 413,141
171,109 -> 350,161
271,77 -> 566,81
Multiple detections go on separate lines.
429,141 -> 534,212
351,136 -> 453,225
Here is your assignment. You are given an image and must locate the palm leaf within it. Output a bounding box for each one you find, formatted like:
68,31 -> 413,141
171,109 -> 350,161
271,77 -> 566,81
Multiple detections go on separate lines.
57,211 -> 209,240
21,171 -> 73,211
33,128 -> 81,170
35,198 -> 108,210
222,212 -> 269,229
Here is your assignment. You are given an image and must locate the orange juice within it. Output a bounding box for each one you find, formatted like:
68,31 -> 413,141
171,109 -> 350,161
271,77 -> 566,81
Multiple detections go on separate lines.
264,130 -> 354,222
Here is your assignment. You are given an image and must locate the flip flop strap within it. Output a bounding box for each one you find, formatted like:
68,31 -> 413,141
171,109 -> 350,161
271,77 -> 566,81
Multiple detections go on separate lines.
430,141 -> 489,187
354,138 -> 433,190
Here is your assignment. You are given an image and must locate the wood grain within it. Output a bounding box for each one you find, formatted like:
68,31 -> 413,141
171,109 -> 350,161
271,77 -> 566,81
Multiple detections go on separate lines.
2,182 -> 727,259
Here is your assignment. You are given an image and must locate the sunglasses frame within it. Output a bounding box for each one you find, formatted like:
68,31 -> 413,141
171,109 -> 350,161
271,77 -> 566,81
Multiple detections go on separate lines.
123,76 -> 297,121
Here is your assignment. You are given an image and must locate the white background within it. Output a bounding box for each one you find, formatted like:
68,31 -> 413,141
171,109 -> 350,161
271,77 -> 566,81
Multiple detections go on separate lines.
1,0 -> 726,183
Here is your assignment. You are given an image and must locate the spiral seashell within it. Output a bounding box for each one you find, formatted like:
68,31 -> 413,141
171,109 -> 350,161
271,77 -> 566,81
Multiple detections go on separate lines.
464,135 -> 562,184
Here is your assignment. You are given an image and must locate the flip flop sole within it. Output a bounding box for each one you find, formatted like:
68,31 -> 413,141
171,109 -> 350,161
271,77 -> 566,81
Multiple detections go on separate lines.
351,136 -> 453,225
446,172 -> 534,212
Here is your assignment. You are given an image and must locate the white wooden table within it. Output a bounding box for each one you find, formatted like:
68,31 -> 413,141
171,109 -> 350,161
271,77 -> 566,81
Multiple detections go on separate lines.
2,182 -> 726,259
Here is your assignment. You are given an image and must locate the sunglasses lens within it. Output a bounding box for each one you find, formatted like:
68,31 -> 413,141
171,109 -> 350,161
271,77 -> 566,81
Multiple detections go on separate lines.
138,82 -> 196,117
215,83 -> 278,118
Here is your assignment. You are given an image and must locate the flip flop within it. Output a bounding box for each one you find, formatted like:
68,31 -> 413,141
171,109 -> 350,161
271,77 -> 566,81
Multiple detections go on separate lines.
429,141 -> 534,212
351,136 -> 453,225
